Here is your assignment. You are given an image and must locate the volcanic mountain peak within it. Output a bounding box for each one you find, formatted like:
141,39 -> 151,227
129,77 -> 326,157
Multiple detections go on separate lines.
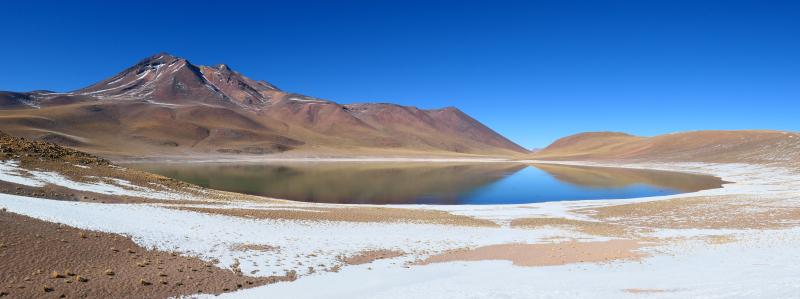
212,63 -> 279,91
72,53 -> 283,108
0,53 -> 530,156
198,62 -> 282,106
76,53 -> 202,97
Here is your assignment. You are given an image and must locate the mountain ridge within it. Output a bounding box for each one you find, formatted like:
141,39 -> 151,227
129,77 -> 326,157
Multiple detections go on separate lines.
0,53 -> 528,158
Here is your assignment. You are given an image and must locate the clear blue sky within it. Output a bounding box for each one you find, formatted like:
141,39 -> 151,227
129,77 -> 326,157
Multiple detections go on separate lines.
1,0 -> 798,148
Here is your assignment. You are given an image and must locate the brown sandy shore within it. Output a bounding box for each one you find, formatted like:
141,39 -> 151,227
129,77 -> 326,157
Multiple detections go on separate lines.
0,210 -> 291,298
418,239 -> 646,267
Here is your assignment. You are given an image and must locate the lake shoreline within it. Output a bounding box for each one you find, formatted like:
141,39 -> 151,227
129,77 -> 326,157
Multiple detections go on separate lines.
2,132 -> 799,298
114,156 -> 517,164
126,161 -> 725,205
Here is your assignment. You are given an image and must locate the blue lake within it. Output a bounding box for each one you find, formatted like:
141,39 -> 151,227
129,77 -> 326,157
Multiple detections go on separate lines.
130,162 -> 725,205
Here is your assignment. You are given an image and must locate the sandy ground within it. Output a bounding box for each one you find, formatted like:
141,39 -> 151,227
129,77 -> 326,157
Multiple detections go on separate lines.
1,138 -> 800,298
418,240 -> 646,267
0,210 -> 291,298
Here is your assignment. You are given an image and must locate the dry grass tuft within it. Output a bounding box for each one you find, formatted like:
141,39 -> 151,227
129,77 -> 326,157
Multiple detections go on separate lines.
231,243 -> 278,252
50,271 -> 64,279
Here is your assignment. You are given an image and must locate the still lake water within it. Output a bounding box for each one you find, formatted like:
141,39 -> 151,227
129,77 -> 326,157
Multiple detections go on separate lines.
130,162 -> 725,205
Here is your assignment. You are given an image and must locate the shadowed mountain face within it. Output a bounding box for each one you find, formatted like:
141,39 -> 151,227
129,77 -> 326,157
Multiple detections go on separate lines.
0,53 -> 528,158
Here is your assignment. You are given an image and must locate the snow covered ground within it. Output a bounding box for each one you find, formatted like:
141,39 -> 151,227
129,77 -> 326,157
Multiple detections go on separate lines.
208,228 -> 800,299
0,193 -> 597,278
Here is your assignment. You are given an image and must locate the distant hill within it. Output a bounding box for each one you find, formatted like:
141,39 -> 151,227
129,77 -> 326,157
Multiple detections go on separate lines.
0,53 -> 528,158
532,130 -> 800,164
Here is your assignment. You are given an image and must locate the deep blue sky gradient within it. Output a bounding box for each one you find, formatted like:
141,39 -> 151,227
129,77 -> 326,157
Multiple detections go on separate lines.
1,0 -> 798,148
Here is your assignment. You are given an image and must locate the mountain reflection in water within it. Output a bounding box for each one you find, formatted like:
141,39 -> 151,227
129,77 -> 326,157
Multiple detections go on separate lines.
130,162 -> 725,205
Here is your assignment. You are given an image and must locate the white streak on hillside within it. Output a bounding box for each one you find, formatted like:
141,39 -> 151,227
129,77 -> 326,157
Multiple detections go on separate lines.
0,160 -> 45,187
0,161 -> 192,200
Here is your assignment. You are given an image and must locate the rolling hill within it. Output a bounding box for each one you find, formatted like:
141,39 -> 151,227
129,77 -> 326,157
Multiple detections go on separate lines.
532,130 -> 800,164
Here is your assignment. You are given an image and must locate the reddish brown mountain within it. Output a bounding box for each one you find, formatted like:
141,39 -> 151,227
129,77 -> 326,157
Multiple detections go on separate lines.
0,53 -> 527,158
